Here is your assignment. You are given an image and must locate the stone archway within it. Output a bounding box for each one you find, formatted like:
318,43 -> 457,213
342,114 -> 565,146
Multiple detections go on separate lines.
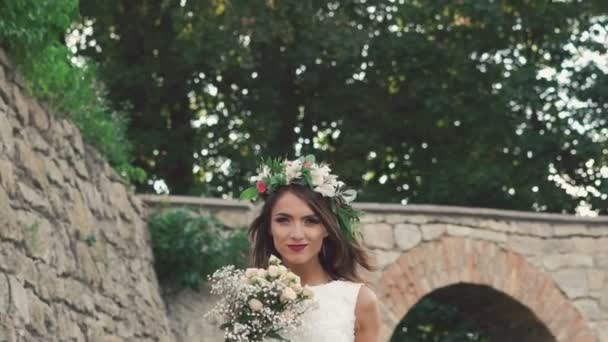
378,236 -> 597,342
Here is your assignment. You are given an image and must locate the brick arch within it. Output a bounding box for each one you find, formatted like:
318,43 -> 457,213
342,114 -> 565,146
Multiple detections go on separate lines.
377,236 -> 597,342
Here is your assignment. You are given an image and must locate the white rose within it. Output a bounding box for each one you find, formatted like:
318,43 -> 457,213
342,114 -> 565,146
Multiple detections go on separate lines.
302,286 -> 314,299
248,298 -> 264,312
290,283 -> 303,294
257,269 -> 267,278
250,276 -> 270,286
245,268 -> 258,278
284,159 -> 302,182
280,287 -> 297,303
268,254 -> 281,266
277,265 -> 287,275
267,265 -> 279,278
284,272 -> 300,284
314,182 -> 336,197
309,164 -> 330,187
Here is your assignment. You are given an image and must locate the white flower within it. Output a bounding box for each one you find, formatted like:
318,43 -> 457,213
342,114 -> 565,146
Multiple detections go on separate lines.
290,283 -> 303,294
314,182 -> 336,197
302,286 -> 314,299
250,276 -> 270,286
309,164 -> 330,187
284,272 -> 300,284
257,165 -> 271,181
248,298 -> 263,311
284,159 -> 302,182
267,265 -> 279,278
257,269 -> 267,278
268,254 -> 281,266
277,265 -> 287,275
245,268 -> 258,278
280,287 -> 297,303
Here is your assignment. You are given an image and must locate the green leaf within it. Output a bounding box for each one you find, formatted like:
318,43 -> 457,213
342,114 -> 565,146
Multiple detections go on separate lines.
265,331 -> 289,341
240,187 -> 258,200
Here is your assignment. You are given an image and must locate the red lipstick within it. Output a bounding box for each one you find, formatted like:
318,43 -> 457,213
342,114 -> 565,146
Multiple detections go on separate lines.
287,244 -> 307,252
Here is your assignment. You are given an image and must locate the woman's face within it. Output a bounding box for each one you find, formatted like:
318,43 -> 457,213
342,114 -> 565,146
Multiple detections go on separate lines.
270,191 -> 328,267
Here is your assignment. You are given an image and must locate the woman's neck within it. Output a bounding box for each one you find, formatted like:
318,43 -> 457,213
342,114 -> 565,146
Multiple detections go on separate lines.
285,257 -> 331,286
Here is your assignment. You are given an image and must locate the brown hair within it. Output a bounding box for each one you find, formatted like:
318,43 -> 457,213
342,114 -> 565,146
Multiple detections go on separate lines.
248,183 -> 374,282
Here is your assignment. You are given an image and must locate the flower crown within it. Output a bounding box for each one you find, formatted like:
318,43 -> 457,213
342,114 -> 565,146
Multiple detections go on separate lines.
240,155 -> 361,241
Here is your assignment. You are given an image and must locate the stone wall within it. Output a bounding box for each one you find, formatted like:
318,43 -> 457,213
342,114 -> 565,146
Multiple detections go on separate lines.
141,195 -> 608,342
0,49 -> 174,341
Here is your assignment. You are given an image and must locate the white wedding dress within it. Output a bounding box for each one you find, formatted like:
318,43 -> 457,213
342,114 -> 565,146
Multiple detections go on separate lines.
286,280 -> 363,342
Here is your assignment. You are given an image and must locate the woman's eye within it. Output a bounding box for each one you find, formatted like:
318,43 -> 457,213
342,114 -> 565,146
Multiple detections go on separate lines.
276,217 -> 289,224
305,218 -> 320,225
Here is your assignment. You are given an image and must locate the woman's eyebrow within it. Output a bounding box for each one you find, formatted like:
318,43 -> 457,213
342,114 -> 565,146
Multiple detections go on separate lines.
273,212 -> 292,218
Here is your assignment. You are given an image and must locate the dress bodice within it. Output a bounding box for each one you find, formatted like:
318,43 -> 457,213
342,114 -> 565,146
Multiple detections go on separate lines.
286,280 -> 363,342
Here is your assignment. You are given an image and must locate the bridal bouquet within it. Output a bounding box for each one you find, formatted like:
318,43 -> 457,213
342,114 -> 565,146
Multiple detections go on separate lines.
205,255 -> 317,342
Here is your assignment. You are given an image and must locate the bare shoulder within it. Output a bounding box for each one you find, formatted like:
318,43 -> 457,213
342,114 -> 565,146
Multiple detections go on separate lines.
354,284 -> 381,341
355,285 -> 379,314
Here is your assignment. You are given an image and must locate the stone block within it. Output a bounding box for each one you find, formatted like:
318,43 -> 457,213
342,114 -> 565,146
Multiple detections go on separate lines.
402,215 -> 429,224
394,224 -> 422,251
445,224 -> 472,237
587,270 -> 606,291
542,254 -> 594,271
553,224 -> 589,237
16,139 -> 48,190
28,128 -> 50,153
468,228 -> 507,243
373,250 -> 400,269
596,254 -> 608,269
507,235 -> 543,256
29,101 -> 49,131
574,299 -> 603,321
44,157 -> 63,185
360,213 -> 382,223
0,65 -> 11,103
0,274 -> 9,313
0,113 -> 14,158
17,182 -> 50,213
553,269 -> 588,299
421,223 -> 445,241
362,223 -> 394,249
8,275 -> 30,323
384,214 -> 405,224
12,85 -> 28,124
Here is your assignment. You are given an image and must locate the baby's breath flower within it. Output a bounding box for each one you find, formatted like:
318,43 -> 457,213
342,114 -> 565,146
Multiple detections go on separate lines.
206,257 -> 316,342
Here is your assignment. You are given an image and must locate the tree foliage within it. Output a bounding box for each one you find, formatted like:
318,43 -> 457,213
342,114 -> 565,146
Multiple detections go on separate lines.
0,0 -> 143,183
78,0 -> 608,213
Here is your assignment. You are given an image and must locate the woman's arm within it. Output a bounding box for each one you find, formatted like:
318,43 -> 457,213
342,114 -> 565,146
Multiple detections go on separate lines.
355,285 -> 381,342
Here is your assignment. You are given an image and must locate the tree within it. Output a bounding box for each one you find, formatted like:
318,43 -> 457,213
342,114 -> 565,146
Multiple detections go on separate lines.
78,0 -> 608,213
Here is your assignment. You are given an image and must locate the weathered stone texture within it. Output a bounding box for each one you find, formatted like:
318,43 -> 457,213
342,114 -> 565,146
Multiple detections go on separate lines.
0,49 -> 174,341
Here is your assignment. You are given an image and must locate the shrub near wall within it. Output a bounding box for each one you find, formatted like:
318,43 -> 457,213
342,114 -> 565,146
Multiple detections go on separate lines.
148,207 -> 250,291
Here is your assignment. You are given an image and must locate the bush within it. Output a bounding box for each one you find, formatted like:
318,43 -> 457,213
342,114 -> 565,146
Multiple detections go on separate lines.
0,1 -> 144,184
148,208 -> 250,291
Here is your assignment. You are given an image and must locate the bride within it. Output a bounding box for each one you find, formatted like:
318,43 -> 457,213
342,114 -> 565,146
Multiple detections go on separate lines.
244,156 -> 381,342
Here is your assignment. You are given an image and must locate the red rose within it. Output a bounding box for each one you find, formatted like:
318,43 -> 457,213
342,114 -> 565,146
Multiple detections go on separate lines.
303,162 -> 312,168
257,180 -> 267,193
